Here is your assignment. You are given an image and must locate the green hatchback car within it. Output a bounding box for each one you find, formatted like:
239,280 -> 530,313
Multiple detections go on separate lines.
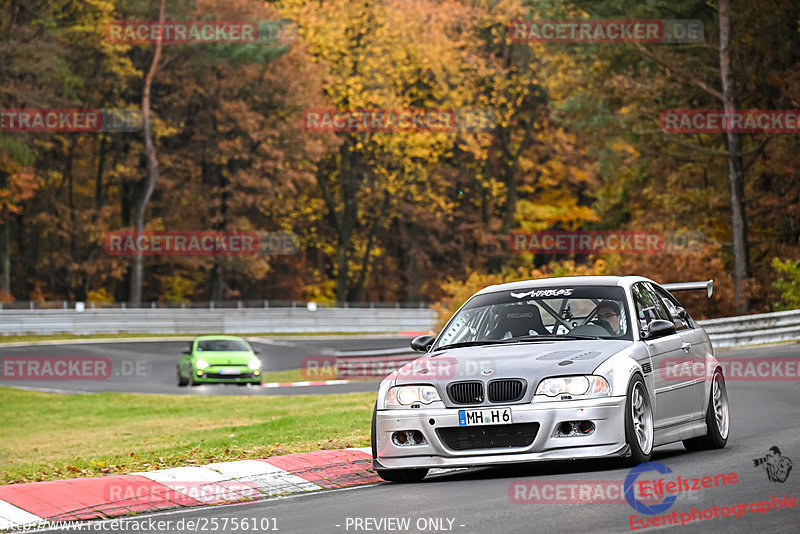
177,335 -> 262,386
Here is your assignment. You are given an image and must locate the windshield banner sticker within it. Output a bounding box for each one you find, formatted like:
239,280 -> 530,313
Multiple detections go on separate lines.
511,288 -> 574,299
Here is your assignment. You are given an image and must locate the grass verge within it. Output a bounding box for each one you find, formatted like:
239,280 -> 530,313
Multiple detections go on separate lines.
0,387 -> 376,485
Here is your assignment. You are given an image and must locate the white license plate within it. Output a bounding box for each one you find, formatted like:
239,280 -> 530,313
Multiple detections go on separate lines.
219,368 -> 241,375
458,408 -> 512,426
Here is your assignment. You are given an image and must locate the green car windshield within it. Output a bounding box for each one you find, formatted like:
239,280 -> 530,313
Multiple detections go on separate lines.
196,339 -> 251,352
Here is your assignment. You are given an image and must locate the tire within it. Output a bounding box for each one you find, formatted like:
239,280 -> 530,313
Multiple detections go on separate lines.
177,365 -> 188,387
683,369 -> 729,451
188,370 -> 198,386
371,404 -> 429,483
371,404 -> 378,459
620,374 -> 653,467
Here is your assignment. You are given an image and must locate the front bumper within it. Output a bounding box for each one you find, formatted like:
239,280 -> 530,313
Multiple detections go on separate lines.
374,396 -> 627,469
194,367 -> 261,383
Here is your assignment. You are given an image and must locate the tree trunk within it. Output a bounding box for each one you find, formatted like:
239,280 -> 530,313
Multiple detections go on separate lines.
0,209 -> 9,295
719,0 -> 750,313
130,0 -> 166,306
0,170 -> 8,295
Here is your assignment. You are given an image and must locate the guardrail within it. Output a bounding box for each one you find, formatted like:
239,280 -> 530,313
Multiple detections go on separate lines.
0,306 -> 797,348
697,309 -> 800,348
0,308 -> 438,336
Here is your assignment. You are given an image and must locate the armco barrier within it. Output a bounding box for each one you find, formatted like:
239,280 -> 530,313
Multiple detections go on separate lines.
0,306 -> 798,347
0,307 -> 437,336
698,309 -> 800,348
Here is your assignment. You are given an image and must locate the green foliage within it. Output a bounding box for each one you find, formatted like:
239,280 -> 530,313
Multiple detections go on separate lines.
164,275 -> 197,303
772,258 -> 800,311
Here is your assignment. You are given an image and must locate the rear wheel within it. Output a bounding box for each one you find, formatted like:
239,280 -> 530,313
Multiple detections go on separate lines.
620,375 -> 653,466
177,365 -> 188,387
683,370 -> 729,451
371,404 -> 429,483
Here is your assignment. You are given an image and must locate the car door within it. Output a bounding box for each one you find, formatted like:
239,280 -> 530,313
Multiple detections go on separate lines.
632,282 -> 694,429
654,285 -> 707,420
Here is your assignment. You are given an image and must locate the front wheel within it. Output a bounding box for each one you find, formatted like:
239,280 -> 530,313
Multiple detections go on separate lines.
683,369 -> 729,451
177,365 -> 188,387
620,374 -> 653,466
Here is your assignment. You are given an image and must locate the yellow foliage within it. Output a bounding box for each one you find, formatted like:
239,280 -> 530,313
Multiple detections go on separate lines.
432,260 -> 609,330
87,288 -> 115,304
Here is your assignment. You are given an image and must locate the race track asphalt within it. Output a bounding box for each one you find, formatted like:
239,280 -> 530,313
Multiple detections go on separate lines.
0,336 -> 409,395
22,342 -> 800,534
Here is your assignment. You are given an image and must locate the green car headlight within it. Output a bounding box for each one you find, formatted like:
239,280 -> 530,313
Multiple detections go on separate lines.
248,358 -> 261,370
196,359 -> 210,370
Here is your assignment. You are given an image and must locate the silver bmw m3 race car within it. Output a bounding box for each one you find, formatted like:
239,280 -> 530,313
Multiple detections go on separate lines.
372,276 -> 730,482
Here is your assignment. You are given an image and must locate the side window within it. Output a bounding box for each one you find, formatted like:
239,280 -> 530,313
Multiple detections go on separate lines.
632,282 -> 672,330
654,286 -> 692,331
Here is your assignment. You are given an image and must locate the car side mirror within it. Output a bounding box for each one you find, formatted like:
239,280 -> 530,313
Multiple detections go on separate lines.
253,349 -> 261,355
182,350 -> 191,355
642,319 -> 676,340
410,335 -> 435,353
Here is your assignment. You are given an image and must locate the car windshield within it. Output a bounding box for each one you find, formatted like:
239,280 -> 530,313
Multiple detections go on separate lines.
196,339 -> 251,352
434,285 -> 633,349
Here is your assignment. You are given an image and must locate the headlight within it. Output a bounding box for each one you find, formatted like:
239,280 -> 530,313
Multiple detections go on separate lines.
248,358 -> 261,370
386,385 -> 441,406
536,375 -> 610,397
196,359 -> 210,370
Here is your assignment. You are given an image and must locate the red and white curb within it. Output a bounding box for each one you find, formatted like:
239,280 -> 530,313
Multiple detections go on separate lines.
0,448 -> 376,530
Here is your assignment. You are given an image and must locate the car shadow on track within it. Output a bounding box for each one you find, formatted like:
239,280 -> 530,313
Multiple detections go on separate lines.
419,445 -> 693,483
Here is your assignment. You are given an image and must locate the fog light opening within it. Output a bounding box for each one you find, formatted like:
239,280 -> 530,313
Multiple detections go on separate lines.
555,420 -> 595,437
196,370 -> 204,377
392,430 -> 427,446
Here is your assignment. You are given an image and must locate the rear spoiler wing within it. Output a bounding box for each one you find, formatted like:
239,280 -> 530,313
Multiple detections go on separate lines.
662,280 -> 713,298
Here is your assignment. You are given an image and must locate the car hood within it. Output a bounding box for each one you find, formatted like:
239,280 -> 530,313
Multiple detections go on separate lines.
193,351 -> 254,365
393,339 -> 631,398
